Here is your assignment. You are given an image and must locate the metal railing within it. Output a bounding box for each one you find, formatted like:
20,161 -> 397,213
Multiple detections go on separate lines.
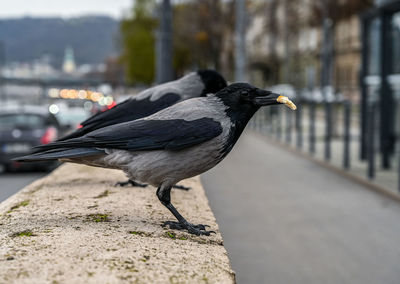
251,97 -> 400,193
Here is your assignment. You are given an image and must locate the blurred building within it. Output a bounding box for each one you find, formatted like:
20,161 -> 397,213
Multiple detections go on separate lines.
245,0 -> 400,168
246,0 -> 374,102
62,47 -> 76,74
2,56 -> 59,79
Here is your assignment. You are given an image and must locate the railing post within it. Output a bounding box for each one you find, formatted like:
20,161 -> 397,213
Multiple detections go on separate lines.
285,107 -> 292,144
258,110 -> 263,133
309,102 -> 316,154
263,107 -> 269,134
276,107 -> 282,141
296,100 -> 303,149
398,144 -> 400,193
255,113 -> 260,132
367,102 -> 376,179
343,101 -> 351,169
324,102 -> 332,161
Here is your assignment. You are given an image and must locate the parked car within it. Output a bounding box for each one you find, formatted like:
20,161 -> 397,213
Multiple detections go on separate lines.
55,106 -> 90,133
0,105 -> 61,172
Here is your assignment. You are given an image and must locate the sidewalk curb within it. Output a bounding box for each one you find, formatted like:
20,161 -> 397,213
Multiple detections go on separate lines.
251,131 -> 400,203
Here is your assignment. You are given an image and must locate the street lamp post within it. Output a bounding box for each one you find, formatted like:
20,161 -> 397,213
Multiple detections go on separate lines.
0,41 -> 5,102
320,0 -> 334,161
235,0 -> 247,82
155,0 -> 173,84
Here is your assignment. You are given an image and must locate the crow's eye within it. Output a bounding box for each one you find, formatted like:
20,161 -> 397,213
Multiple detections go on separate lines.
240,91 -> 249,97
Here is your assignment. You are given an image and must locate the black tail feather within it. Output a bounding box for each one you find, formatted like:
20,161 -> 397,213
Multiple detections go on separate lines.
14,147 -> 104,162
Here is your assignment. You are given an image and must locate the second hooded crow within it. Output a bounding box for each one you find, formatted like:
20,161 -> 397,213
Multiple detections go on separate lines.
15,83 -> 296,236
59,69 -> 227,190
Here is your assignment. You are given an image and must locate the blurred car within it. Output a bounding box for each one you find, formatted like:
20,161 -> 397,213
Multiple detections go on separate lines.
0,105 -> 61,172
55,106 -> 90,132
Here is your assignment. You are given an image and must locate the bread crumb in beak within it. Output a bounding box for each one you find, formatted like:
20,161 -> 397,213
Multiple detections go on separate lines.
277,95 -> 297,110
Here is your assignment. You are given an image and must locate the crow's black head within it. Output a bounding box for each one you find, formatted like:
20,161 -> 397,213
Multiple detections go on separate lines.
197,70 -> 227,96
215,83 -> 296,155
215,82 -> 296,122
216,82 -> 285,108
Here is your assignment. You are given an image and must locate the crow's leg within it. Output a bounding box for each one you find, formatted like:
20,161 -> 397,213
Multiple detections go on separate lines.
156,184 -> 214,236
172,184 -> 191,191
115,179 -> 148,188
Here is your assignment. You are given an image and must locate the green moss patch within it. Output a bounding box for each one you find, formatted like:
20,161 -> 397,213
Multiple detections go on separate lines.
128,231 -> 152,237
165,231 -> 176,239
140,255 -> 150,262
86,214 -> 110,223
163,231 -> 190,241
7,200 -> 30,213
94,190 -> 111,199
11,230 -> 35,238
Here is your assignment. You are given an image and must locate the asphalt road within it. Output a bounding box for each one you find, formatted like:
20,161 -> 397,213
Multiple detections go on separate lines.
0,172 -> 47,203
202,131 -> 400,284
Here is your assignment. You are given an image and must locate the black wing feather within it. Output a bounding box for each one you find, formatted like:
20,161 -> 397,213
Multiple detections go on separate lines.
36,118 -> 223,152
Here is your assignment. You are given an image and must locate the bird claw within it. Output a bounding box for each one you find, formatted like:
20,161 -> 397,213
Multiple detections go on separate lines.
162,221 -> 215,236
115,180 -> 148,188
172,184 -> 191,191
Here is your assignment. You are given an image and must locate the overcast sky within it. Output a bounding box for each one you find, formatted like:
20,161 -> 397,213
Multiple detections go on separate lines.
0,0 -> 133,19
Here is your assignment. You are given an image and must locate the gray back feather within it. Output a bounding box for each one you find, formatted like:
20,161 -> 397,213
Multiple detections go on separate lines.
133,72 -> 205,102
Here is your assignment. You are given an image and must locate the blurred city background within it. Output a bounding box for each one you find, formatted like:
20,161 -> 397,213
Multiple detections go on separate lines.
0,0 -> 400,283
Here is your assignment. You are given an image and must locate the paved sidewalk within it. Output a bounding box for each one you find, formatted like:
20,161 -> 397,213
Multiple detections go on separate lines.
202,131 -> 400,284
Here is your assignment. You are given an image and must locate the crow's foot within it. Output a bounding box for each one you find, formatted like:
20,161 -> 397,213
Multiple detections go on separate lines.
162,221 -> 215,236
172,184 -> 191,191
115,180 -> 148,188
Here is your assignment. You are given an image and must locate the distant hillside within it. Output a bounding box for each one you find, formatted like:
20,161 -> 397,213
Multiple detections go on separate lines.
0,16 -> 119,67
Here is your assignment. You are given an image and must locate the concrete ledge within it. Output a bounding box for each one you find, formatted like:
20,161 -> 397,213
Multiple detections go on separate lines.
0,164 -> 235,283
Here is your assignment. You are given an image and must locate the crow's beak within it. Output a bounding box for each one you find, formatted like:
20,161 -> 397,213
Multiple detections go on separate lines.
276,95 -> 297,110
253,90 -> 297,110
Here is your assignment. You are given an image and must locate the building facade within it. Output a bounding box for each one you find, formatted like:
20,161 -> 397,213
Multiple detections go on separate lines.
246,0 -> 373,102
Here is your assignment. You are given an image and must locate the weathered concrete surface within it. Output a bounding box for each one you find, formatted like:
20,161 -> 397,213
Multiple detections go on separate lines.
0,164 -> 235,284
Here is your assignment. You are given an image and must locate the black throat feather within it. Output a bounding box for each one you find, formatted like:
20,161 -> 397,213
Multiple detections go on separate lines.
215,86 -> 260,158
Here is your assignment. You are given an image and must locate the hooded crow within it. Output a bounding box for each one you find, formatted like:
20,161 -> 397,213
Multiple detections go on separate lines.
15,83 -> 296,236
60,70 -> 227,141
